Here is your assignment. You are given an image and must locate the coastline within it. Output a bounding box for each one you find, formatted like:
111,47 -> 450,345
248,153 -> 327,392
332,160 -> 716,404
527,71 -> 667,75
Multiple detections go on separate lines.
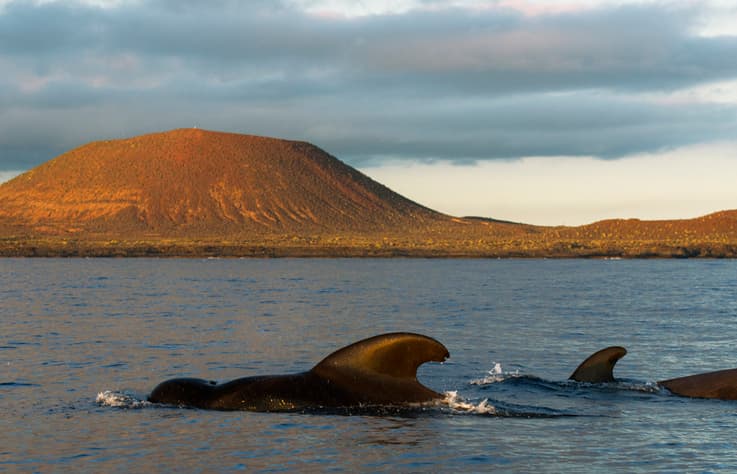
2,236 -> 735,258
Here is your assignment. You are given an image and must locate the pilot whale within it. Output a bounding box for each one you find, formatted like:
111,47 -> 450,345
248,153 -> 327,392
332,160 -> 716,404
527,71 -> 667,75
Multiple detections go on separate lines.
148,332 -> 449,411
570,346 -> 737,400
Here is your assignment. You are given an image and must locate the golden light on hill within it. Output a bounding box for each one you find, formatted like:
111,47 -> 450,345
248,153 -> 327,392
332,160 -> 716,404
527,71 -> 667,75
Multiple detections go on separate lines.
0,128 -> 450,236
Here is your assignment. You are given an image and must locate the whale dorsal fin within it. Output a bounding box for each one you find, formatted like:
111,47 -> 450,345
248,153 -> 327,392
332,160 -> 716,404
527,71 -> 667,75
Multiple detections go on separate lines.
309,332 -> 450,404
569,346 -> 627,383
312,332 -> 449,379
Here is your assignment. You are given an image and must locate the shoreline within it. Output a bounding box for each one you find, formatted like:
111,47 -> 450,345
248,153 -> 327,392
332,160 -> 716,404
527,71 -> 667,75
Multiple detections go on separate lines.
2,238 -> 735,258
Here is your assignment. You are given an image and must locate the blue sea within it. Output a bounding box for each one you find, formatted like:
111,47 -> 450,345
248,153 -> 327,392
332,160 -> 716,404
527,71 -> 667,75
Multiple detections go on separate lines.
2,258 -> 737,472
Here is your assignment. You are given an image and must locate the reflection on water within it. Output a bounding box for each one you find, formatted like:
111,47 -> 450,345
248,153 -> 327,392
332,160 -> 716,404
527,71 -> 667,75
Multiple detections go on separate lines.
2,258 -> 737,472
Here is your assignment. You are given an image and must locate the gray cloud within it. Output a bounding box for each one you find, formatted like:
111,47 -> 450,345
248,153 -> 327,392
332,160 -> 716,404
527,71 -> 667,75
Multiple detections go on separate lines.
1,0 -> 736,170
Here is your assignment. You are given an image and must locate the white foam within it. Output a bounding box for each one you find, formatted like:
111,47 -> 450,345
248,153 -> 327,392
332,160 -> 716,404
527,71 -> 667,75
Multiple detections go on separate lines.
617,380 -> 664,394
96,390 -> 150,408
442,391 -> 497,415
469,362 -> 520,385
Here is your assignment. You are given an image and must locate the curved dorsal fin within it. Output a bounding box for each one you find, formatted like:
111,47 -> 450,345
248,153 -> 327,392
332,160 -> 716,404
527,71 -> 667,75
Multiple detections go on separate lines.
312,332 -> 449,379
569,346 -> 627,383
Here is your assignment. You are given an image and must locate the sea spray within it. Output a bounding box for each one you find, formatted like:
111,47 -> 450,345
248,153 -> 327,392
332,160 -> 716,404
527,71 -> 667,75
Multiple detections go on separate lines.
96,390 -> 150,409
443,391 -> 497,415
470,362 -> 520,385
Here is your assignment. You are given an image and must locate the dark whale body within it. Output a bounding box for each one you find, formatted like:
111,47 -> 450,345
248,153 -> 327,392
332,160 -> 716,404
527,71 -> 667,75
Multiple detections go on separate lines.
149,332 -> 449,411
570,346 -> 737,400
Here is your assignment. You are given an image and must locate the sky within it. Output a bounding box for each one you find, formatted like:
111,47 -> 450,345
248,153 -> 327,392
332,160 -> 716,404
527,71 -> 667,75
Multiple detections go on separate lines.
1,0 -> 736,225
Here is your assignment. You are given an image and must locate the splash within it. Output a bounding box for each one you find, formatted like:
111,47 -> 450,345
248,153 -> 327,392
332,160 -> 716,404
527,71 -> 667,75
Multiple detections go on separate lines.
96,390 -> 150,409
470,362 -> 520,385
613,380 -> 664,394
442,391 -> 497,415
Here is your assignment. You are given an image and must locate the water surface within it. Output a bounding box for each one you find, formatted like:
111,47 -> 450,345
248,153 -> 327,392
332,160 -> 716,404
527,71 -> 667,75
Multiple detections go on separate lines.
2,258 -> 737,472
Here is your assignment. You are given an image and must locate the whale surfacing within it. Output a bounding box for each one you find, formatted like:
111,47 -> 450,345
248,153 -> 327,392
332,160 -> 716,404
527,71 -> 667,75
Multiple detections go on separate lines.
658,368 -> 737,400
570,346 -> 737,400
148,332 -> 449,411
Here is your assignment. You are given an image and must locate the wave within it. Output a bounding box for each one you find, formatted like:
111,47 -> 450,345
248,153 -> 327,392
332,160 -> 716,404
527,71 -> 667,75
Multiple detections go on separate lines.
442,390 -> 575,418
0,381 -> 40,387
95,388 -> 568,418
470,363 -> 665,395
442,391 -> 497,415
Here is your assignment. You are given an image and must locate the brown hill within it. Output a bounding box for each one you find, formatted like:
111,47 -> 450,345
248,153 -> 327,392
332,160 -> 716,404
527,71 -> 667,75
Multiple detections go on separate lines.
0,128 -> 460,237
560,210 -> 737,240
536,210 -> 737,257
548,211 -> 737,242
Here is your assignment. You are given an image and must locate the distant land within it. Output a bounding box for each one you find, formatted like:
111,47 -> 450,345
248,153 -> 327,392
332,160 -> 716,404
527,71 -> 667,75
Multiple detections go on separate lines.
0,128 -> 735,257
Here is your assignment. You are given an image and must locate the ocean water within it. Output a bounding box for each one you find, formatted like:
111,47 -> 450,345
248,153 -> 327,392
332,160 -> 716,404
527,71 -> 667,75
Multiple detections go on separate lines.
2,258 -> 737,472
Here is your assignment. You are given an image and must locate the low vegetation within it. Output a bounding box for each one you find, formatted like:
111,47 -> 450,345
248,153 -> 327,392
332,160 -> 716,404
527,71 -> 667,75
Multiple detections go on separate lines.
1,230 -> 735,258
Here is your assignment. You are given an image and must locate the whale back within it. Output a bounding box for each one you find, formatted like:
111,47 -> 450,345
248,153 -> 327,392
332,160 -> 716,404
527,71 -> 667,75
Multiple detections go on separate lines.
148,377 -> 219,407
149,332 -> 450,410
311,332 -> 450,403
569,346 -> 627,383
659,368 -> 737,400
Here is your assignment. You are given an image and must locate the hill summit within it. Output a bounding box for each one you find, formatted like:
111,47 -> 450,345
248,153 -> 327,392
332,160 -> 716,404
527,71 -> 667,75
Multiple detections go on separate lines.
0,128 -> 450,237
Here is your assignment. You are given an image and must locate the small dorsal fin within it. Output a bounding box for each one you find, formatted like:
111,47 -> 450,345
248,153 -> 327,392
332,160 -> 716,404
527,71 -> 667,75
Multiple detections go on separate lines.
569,346 -> 627,383
312,332 -> 449,379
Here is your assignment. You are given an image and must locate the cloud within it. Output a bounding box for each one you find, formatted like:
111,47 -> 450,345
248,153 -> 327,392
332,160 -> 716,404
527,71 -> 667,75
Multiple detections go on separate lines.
5,1 -> 731,92
0,169 -> 21,184
1,0 -> 736,170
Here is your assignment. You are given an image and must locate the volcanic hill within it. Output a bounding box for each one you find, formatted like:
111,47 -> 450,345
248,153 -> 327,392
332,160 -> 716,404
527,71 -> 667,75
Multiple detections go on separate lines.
0,128 -> 460,237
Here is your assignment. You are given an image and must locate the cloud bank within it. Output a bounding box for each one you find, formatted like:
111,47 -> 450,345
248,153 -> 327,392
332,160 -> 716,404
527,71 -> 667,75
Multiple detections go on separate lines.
1,0 -> 736,170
